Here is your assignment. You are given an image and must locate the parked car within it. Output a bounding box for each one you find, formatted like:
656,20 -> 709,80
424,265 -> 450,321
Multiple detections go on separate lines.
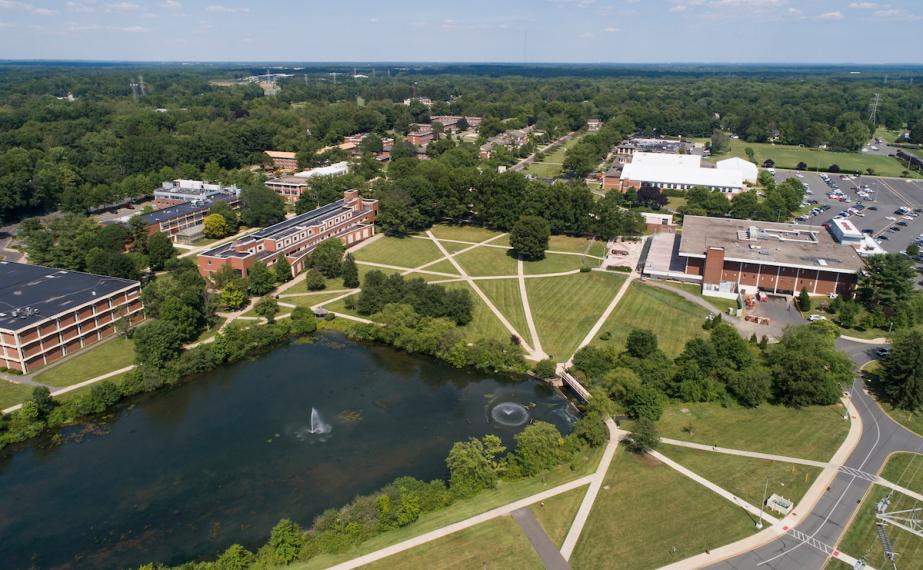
808,314 -> 827,322
875,347 -> 892,358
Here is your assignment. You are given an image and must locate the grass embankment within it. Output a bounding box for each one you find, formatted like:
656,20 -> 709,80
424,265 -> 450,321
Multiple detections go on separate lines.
668,281 -> 740,315
33,337 -> 135,388
657,402 -> 850,462
593,282 -> 709,357
526,272 -> 627,361
477,279 -> 531,341
441,282 -> 518,344
363,516 -> 542,570
863,362 -> 923,437
660,445 -> 822,507
0,381 -> 35,410
529,486 -> 586,548
719,140 -> 915,178
288,447 -> 603,570
571,447 -> 756,569
838,452 -> 923,568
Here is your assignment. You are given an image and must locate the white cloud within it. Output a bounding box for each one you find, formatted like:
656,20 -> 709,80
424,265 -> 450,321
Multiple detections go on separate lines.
848,2 -> 878,8
548,0 -> 596,8
206,4 -> 249,13
818,10 -> 844,20
163,0 -> 181,7
603,26 -> 618,32
0,0 -> 59,16
786,7 -> 803,18
65,1 -> 95,13
68,23 -> 144,32
104,2 -> 139,11
577,31 -> 594,38
670,4 -> 687,12
368,17 -> 378,23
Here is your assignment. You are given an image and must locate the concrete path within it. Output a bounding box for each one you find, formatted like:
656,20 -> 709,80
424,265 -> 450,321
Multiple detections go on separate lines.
408,235 -> 604,259
651,448 -> 781,526
659,438 -> 829,468
518,258 -> 547,360
838,335 -> 889,345
354,260 -> 460,278
326,475 -> 594,570
3,364 -> 137,414
512,508 -> 572,570
425,230 -> 537,357
560,419 -> 622,560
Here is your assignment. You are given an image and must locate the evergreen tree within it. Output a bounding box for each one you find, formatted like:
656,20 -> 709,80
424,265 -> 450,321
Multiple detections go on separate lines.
305,268 -> 326,291
798,287 -> 812,312
247,261 -> 276,296
881,329 -> 923,411
273,254 -> 292,282
341,253 -> 360,288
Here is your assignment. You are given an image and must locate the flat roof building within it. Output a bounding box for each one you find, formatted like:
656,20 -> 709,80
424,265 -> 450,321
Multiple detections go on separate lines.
643,215 -> 864,298
197,190 -> 378,279
140,191 -> 239,242
604,152 -> 743,194
153,179 -> 241,209
0,261 -> 143,373
264,150 -> 299,173
716,157 -> 759,184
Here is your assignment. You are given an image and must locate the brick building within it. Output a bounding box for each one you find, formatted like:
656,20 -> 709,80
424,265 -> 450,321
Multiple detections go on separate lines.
0,262 -> 143,373
140,191 -> 239,242
264,150 -> 299,173
197,190 -> 378,279
642,216 -> 864,299
153,180 -> 240,209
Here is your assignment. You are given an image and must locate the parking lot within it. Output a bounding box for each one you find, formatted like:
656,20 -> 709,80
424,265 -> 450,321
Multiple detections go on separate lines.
776,169 -> 923,254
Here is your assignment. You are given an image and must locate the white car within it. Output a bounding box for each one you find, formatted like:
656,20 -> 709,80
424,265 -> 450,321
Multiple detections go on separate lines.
796,174 -> 804,178
886,216 -> 897,221
808,314 -> 827,322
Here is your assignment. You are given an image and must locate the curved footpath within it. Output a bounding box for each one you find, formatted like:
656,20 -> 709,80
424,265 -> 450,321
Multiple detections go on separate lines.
704,338 -> 923,570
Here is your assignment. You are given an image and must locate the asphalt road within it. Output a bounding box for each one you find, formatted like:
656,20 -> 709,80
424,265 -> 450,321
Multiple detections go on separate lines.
708,339 -> 923,570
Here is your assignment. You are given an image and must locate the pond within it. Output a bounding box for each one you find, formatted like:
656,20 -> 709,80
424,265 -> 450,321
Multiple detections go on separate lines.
0,333 -> 575,569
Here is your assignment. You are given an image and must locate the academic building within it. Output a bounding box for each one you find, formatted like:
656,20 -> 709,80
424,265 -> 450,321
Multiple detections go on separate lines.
0,262 -> 144,373
643,216 -> 865,299
197,190 -> 378,279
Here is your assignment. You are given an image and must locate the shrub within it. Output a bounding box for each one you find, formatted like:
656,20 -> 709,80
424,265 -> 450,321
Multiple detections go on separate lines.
306,269 -> 326,291
533,359 -> 557,379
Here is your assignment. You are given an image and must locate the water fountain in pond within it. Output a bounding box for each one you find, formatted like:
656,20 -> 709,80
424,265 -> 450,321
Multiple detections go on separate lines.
296,407 -> 332,441
490,402 -> 530,427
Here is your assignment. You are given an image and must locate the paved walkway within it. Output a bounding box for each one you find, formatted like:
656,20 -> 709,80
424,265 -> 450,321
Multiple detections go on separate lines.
659,438 -> 829,468
560,419 -> 622,560
564,272 -> 637,367
518,258 -> 546,359
511,508 -> 572,570
2,364 -> 137,414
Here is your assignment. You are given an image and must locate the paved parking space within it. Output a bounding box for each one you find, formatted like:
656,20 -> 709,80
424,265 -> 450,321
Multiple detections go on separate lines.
776,169 -> 923,254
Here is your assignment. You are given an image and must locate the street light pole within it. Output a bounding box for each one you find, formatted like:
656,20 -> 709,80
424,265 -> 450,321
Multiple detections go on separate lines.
756,478 -> 769,530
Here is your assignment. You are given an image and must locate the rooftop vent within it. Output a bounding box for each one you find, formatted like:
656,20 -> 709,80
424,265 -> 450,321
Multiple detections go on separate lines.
817,259 -> 828,266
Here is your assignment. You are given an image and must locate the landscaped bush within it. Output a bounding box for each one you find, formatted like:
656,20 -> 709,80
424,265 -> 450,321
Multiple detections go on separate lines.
355,270 -> 474,325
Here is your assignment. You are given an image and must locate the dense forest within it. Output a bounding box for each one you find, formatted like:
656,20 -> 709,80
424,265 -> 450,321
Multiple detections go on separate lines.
1,63 -> 922,223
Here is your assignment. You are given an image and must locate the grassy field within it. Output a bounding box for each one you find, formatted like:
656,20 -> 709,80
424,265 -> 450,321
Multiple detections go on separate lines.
657,402 -> 850,462
33,337 -> 135,388
593,283 -> 709,356
529,485 -> 587,548
863,362 -> 923,437
477,279 -> 532,342
524,253 -> 592,275
660,445 -> 822,508
281,292 -> 353,309
430,224 -> 505,244
571,447 -> 756,570
454,246 -> 519,277
364,516 -> 542,570
666,196 -> 687,211
838,452 -> 923,568
525,134 -> 585,178
526,272 -> 626,361
548,234 -> 596,254
874,127 -> 903,144
588,241 -> 606,258
194,316 -> 226,342
719,140 -> 915,178
289,447 -> 603,570
0,380 -> 35,410
353,236 -> 444,268
416,258 -> 462,276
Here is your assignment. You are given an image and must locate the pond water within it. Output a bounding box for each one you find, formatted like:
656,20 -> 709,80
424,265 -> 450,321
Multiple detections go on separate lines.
0,333 -> 575,569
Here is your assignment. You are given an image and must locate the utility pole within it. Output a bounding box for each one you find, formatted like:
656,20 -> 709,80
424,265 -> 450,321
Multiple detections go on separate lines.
869,93 -> 881,125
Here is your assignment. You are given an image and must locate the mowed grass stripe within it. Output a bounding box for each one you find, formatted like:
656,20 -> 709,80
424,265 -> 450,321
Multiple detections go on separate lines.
593,282 -> 709,356
441,282 -> 515,343
429,224 -> 504,243
477,279 -> 531,342
526,272 -> 626,361
454,246 -> 518,277
353,236 -> 444,268
571,447 -> 755,570
523,253 -> 591,275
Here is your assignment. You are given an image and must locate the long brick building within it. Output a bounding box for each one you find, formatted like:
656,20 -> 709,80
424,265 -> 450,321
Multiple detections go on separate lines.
197,190 -> 378,279
643,216 -> 864,298
0,262 -> 144,373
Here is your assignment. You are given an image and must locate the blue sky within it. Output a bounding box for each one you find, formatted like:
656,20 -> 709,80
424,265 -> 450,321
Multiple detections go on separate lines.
0,0 -> 921,63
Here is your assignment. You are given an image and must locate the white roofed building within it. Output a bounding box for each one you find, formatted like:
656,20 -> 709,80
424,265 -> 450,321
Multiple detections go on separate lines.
716,157 -> 759,184
293,161 -> 350,179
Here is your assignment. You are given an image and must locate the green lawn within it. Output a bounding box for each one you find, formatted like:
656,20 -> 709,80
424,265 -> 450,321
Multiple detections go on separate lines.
526,272 -> 626,361
838,452 -> 923,568
357,265 -> 401,283
281,292 -> 353,309
525,135 -> 585,178
289,447 -> 603,570
0,380 -> 35,410
442,282 -> 514,343
660,445 -> 821,508
874,127 -> 903,144
529,485 -> 587,548
353,236 -> 444,269
363,516 -> 542,570
593,283 -> 709,357
548,235 -> 595,255
523,254 -> 594,275
667,196 -> 687,211
454,246 -> 519,277
571,447 -> 756,570
33,337 -> 135,388
476,279 -> 532,342
719,140 -> 916,178
669,282 -> 739,315
416,258 -> 462,276
863,362 -> 923,437
430,224 -> 504,244
657,402 -> 850,462
194,316 -> 226,342
588,241 -> 606,258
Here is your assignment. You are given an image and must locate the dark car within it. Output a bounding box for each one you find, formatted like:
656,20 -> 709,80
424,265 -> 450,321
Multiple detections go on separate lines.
898,221 -> 909,226
862,229 -> 875,234
879,235 -> 889,240
868,206 -> 878,211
